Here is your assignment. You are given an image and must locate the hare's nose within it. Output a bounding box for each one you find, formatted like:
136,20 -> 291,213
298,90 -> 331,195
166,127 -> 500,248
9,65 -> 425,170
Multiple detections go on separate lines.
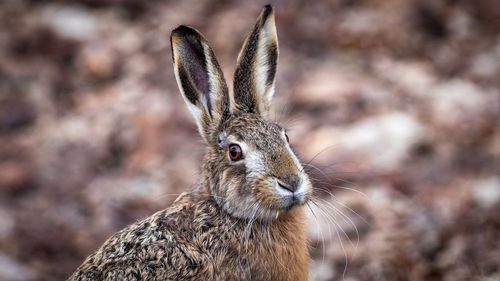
277,175 -> 302,193
278,181 -> 295,193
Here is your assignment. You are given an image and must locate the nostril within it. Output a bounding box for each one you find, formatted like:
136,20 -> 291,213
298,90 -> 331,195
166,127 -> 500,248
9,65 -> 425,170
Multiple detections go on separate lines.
277,181 -> 296,193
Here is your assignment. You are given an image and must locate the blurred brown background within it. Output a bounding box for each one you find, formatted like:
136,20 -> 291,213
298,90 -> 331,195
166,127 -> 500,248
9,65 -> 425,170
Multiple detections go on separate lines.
0,0 -> 499,280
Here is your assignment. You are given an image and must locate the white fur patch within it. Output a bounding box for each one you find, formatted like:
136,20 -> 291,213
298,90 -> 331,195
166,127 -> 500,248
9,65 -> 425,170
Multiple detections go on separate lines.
203,43 -> 222,119
254,14 -> 278,111
172,60 -> 204,134
242,144 -> 266,176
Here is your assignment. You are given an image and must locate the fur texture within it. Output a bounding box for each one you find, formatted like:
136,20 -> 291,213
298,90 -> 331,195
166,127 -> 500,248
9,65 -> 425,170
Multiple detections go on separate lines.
69,192 -> 308,280
68,5 -> 312,281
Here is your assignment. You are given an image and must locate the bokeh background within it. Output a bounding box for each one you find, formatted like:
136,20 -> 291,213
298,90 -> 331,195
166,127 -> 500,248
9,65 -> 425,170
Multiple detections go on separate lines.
0,0 -> 499,280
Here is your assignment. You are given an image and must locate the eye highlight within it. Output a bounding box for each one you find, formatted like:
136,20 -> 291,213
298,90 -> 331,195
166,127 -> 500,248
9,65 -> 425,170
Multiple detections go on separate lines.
228,144 -> 243,161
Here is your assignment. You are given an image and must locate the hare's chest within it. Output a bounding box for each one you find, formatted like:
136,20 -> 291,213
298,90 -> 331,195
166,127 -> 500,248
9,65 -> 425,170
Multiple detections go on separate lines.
209,236 -> 309,281
252,241 -> 309,281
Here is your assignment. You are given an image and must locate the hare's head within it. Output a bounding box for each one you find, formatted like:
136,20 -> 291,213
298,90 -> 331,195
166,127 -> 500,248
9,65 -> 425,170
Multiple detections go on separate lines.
170,5 -> 312,221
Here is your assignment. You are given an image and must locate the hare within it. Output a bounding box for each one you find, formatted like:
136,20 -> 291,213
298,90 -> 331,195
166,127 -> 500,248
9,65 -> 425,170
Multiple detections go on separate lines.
68,5 -> 313,281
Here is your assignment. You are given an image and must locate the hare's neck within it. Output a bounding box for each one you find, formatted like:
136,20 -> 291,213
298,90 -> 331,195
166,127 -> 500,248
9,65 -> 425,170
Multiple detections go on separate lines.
244,207 -> 310,281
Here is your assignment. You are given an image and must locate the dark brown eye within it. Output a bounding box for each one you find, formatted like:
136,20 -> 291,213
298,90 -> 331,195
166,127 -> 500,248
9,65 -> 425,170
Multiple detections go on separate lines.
228,144 -> 243,161
285,133 -> 290,143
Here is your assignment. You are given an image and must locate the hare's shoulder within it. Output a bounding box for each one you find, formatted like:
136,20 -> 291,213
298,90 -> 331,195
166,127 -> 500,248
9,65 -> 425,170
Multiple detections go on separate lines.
69,192 -> 226,281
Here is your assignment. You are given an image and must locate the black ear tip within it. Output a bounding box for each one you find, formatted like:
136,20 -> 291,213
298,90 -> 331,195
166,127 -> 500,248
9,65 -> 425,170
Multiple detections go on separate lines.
261,4 -> 274,21
171,25 -> 200,39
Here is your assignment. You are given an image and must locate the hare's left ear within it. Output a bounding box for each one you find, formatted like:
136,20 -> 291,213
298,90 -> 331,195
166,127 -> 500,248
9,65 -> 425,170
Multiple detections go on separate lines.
233,5 -> 278,116
171,26 -> 230,144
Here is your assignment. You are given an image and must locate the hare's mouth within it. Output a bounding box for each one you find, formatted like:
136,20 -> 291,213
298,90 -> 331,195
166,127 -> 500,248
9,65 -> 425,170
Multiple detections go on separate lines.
273,178 -> 310,210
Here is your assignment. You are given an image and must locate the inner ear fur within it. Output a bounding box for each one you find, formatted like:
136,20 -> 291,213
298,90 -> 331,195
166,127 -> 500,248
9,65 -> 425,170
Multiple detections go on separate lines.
171,25 -> 230,143
233,5 -> 279,116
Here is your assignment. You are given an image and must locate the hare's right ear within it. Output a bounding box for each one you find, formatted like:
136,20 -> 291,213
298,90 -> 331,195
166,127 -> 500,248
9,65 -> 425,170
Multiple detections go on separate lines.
233,5 -> 278,116
171,26 -> 230,143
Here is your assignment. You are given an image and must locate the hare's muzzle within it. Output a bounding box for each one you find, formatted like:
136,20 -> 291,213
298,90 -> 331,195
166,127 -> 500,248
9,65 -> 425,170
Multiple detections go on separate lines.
275,175 -> 309,209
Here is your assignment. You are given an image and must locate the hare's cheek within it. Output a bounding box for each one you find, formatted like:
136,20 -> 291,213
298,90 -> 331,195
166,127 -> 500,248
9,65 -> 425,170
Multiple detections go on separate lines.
251,178 -> 280,208
222,163 -> 246,181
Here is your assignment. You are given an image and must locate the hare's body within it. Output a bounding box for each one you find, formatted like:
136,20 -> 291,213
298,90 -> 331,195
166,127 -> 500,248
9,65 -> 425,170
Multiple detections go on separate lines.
69,5 -> 312,281
70,191 -> 308,280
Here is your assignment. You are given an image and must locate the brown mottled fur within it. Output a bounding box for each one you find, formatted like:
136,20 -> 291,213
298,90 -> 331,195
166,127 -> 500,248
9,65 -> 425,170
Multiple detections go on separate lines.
70,192 -> 308,280
69,5 -> 311,281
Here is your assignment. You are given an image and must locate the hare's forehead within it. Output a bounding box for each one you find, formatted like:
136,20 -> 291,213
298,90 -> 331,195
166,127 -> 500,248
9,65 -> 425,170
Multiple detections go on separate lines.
224,118 -> 284,145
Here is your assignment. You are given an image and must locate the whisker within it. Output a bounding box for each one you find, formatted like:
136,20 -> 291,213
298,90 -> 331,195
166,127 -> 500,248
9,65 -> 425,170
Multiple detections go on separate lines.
330,177 -> 369,199
305,163 -> 369,200
312,199 -> 352,245
152,191 -> 194,202
306,202 -> 327,274
316,198 -> 360,250
313,187 -> 369,226
300,144 -> 341,173
312,199 -> 350,280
